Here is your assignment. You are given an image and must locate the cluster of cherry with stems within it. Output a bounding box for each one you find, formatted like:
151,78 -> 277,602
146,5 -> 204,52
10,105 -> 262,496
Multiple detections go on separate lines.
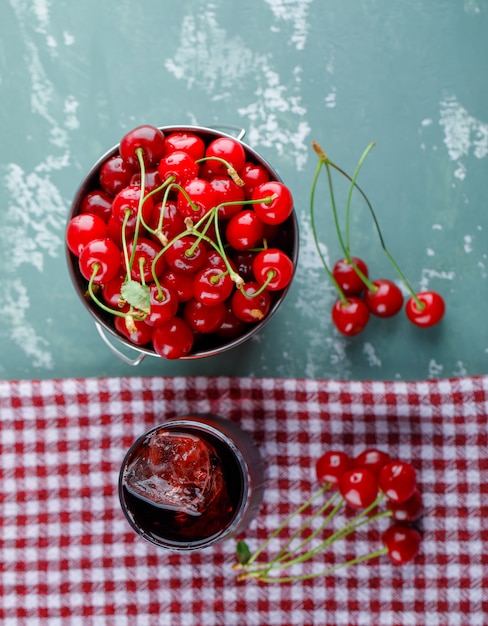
309,141 -> 445,336
234,448 -> 422,584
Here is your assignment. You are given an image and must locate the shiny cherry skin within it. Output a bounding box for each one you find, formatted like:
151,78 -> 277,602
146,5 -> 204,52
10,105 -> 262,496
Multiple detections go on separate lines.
164,131 -> 205,160
79,189 -> 113,222
99,155 -> 134,196
110,185 -> 154,231
151,317 -> 194,359
389,489 -> 423,522
382,523 -> 422,565
184,299 -> 226,334
252,248 -> 294,291
205,137 -> 246,176
332,257 -> 368,296
216,303 -> 248,340
148,200 -> 186,244
225,209 -> 264,251
364,279 -> 404,317
240,161 -> 270,199
157,150 -> 199,186
115,315 -> 152,346
123,237 -> 166,283
66,213 -> 108,256
379,460 -> 417,504
145,284 -> 179,327
331,297 -> 370,336
193,266 -> 234,306
339,468 -> 379,510
353,448 -> 391,479
251,181 -> 293,225
209,176 -> 245,219
316,450 -> 352,487
160,268 -> 195,302
78,237 -> 121,284
164,236 -> 207,274
177,177 -> 217,221
405,291 -> 445,327
119,124 -> 166,169
231,282 -> 271,322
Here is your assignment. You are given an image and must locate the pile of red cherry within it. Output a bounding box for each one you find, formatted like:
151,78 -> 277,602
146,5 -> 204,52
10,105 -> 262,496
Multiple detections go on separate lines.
235,447 -> 422,583
66,125 -> 296,359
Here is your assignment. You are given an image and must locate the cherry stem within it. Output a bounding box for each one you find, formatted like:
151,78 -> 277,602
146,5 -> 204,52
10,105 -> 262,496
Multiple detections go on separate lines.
195,156 -> 244,186
344,141 -> 376,253
309,160 -> 349,305
129,147 -> 147,271
320,153 -> 377,294
241,546 -> 388,584
244,482 -> 332,567
87,265 -> 126,319
322,146 -> 425,310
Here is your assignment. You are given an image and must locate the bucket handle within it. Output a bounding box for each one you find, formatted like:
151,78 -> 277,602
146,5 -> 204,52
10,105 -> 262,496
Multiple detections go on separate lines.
209,125 -> 246,141
94,322 -> 147,367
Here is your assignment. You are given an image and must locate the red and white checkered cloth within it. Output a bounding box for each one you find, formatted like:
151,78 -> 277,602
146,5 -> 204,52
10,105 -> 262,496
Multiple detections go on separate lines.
1,375 -> 487,626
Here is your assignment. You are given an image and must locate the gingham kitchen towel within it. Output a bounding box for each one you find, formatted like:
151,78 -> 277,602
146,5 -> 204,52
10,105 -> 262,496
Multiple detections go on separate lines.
0,375 -> 487,626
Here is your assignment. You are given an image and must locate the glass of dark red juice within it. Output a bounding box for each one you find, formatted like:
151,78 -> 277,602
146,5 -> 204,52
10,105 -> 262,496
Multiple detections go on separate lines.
119,414 -> 265,550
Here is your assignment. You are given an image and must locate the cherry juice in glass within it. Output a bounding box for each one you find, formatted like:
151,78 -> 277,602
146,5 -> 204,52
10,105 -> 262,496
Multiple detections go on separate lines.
119,414 -> 265,550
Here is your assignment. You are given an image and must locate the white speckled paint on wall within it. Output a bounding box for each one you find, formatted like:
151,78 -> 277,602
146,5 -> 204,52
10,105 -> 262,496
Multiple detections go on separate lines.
1,0 -> 77,369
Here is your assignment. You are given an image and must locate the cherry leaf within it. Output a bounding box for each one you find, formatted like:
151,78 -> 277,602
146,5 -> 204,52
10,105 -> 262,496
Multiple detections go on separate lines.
236,540 -> 251,565
120,280 -> 150,313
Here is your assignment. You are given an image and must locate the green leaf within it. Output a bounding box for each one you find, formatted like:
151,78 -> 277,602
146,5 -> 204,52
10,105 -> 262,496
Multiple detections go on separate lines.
236,540 -> 251,565
121,280 -> 150,313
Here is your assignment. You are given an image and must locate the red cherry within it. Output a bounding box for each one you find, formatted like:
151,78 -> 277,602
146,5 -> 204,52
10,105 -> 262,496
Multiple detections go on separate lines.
110,185 -> 154,231
114,315 -> 152,346
79,189 -> 113,222
99,155 -> 134,196
193,266 -> 234,306
151,317 -> 194,359
205,137 -> 246,176
338,468 -> 379,510
164,131 -> 205,160
209,176 -> 245,220
252,181 -> 293,225
353,448 -> 391,479
252,248 -> 294,291
177,177 -> 217,221
332,257 -> 368,296
382,523 -> 422,564
405,291 -> 445,327
240,161 -> 270,199
184,299 -> 226,334
231,250 -> 257,282
389,489 -> 423,522
231,282 -> 271,323
379,460 -> 417,504
101,272 -> 129,310
331,297 -> 370,336
157,150 -> 199,186
215,303 -> 248,340
364,279 -> 404,317
315,450 -> 352,486
123,238 -> 165,283
164,236 -> 207,274
130,168 -> 163,200
66,213 -> 108,256
148,200 -> 186,244
78,237 -> 121,284
119,125 -> 166,169
160,268 -> 195,302
145,284 -> 179,327
225,209 -> 264,251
